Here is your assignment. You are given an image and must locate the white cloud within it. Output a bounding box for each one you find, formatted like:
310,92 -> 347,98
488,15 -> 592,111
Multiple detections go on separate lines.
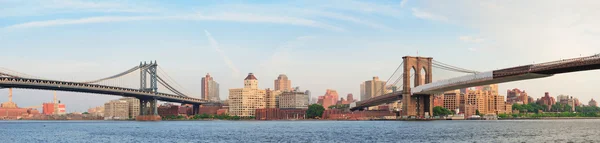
459,36 -> 484,43
323,0 -> 403,18
400,0 -> 408,8
204,30 -> 240,78
4,13 -> 345,31
411,8 -> 447,21
0,0 -> 156,17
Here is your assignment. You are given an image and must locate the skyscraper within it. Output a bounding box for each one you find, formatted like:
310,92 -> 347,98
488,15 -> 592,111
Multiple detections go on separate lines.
363,76 -> 386,101
274,74 -> 292,91
360,82 -> 365,101
201,73 -> 220,102
228,73 -> 267,117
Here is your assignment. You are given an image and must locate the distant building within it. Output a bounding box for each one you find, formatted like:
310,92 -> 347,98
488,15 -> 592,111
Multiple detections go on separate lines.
536,92 -> 556,111
104,100 -> 129,120
507,88 -> 528,104
363,76 -> 386,101
343,94 -> 355,104
201,73 -> 220,102
589,99 -> 597,107
158,103 -> 179,117
278,89 -> 310,109
87,106 -> 105,117
443,90 -> 460,111
42,103 -> 66,115
317,89 -> 339,109
433,94 -> 444,107
119,97 -> 140,119
274,74 -> 292,91
360,82 -> 366,101
228,73 -> 266,117
265,89 -> 282,109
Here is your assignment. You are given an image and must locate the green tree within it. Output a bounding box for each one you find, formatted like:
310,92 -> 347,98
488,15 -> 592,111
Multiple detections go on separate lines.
306,104 -> 325,119
82,112 -> 89,114
432,106 -> 452,116
475,110 -> 480,116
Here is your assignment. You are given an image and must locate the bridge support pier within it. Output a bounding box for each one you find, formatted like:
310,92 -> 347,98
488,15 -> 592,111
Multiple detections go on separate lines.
401,94 -> 433,118
192,104 -> 200,115
136,98 -> 161,121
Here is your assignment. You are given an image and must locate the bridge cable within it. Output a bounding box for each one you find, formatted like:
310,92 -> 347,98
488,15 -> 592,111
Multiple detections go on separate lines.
374,62 -> 404,98
81,65 -> 145,84
156,66 -> 193,96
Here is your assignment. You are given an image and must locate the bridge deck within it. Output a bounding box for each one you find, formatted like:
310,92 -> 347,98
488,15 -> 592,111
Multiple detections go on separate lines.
0,77 -> 208,104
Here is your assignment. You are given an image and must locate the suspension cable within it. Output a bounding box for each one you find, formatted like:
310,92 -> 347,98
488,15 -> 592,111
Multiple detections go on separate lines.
157,66 -> 193,96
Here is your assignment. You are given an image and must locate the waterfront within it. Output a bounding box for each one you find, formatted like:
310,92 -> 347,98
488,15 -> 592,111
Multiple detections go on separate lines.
2,120 -> 600,142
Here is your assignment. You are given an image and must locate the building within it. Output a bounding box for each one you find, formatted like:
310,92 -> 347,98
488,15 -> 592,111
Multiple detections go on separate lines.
589,99 -> 597,107
487,94 -> 506,115
342,94 -> 355,105
228,73 -> 267,117
360,82 -> 366,101
201,73 -> 220,101
104,100 -> 129,120
362,77 -> 386,101
443,90 -> 461,111
255,108 -> 307,120
87,106 -> 105,117
265,89 -> 282,109
317,89 -> 339,109
536,92 -> 556,111
278,89 -> 310,109
157,103 -> 179,117
274,74 -> 292,91
118,97 -> 140,119
507,88 -> 528,104
42,102 -> 66,115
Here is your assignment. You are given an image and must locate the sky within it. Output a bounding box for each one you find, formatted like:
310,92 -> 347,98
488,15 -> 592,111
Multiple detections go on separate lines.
1,0 -> 600,112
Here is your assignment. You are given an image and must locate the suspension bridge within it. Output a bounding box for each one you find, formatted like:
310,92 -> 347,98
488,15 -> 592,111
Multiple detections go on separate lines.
350,54 -> 600,117
0,61 -> 212,120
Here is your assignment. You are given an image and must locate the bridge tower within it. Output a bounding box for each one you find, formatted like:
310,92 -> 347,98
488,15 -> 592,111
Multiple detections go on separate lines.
401,56 -> 433,117
137,61 -> 160,120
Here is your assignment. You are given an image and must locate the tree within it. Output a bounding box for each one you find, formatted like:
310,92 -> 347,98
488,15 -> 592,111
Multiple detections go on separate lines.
306,104 -> 325,119
82,112 -> 89,114
475,110 -> 480,116
433,106 -> 453,116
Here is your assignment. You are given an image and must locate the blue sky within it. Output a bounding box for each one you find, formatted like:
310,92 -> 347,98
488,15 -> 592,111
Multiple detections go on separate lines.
1,0 -> 600,112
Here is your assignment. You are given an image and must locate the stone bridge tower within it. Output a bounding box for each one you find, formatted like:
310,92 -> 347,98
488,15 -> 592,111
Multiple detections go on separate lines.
401,56 -> 433,117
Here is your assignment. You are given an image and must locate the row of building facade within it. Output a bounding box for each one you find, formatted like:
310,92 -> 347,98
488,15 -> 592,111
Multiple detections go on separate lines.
228,73 -> 310,117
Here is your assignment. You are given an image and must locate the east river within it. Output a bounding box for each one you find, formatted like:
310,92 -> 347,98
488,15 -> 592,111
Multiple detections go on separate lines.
1,119 -> 600,143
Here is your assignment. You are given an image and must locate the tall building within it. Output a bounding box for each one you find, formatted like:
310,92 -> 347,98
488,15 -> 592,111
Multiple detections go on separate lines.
201,73 -> 220,102
42,92 -> 66,115
363,76 -> 386,101
443,90 -> 460,111
589,99 -> 597,107
118,97 -> 140,118
274,74 -> 292,91
265,89 -> 282,108
278,89 -> 310,109
228,73 -> 267,117
345,94 -> 355,104
360,82 -> 365,101
317,89 -> 339,109
104,100 -> 129,120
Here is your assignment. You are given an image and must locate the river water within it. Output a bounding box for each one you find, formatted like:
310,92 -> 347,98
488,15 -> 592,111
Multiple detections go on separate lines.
1,119 -> 599,143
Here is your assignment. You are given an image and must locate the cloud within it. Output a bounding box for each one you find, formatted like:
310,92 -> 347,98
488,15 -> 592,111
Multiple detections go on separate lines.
400,0 -> 408,8
323,0 -> 403,18
0,0 -> 156,17
411,8 -> 447,21
204,30 -> 240,78
4,13 -> 345,31
459,36 -> 484,43
301,10 -> 390,30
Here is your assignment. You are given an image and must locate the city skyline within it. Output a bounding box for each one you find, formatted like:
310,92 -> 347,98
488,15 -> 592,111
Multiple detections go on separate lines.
2,0 -> 600,112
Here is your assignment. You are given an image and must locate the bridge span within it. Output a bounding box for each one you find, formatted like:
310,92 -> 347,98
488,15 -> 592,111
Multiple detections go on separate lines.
351,54 -> 600,113
0,61 -> 213,120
